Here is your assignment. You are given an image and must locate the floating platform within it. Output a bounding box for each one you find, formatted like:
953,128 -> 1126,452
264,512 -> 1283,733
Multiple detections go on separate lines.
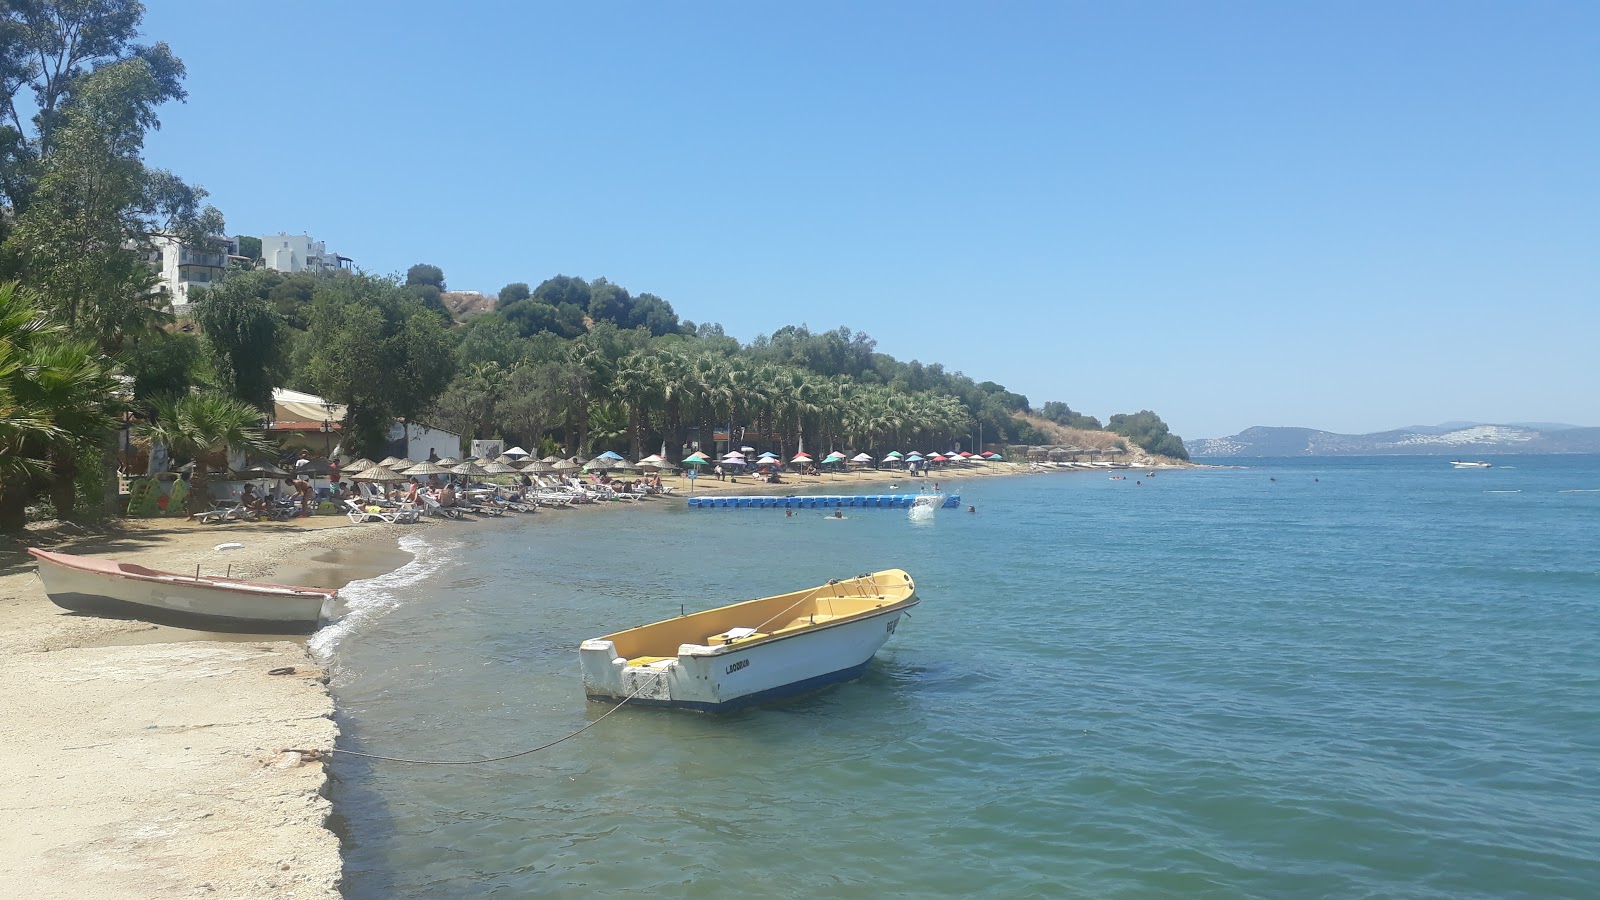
687,494 -> 960,509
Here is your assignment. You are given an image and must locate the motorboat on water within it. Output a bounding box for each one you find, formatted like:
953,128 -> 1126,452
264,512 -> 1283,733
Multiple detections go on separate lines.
580,569 -> 919,712
1450,460 -> 1493,468
27,548 -> 337,633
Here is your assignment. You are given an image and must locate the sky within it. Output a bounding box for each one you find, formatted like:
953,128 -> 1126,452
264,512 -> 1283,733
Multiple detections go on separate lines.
138,2 -> 1598,439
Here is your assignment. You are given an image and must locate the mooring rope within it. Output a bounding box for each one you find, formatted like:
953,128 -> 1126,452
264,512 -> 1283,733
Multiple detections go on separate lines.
284,672 -> 666,766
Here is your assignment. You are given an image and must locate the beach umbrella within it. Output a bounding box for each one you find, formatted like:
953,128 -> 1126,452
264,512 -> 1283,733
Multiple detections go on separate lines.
958,451 -> 974,458
503,446 -> 529,458
638,454 -> 665,465
452,461 -> 490,478
402,461 -> 454,476
378,456 -> 405,468
541,455 -> 562,464
238,458 -> 289,477
990,453 -> 1006,461
851,452 -> 874,463
295,458 -> 338,476
823,452 -> 845,462
551,459 -> 580,472
905,453 -> 925,462
352,464 -> 406,482
791,452 -> 812,463
682,451 -> 709,463
740,445 -> 755,453
342,458 -> 375,474
521,460 -> 554,473
931,453 -> 948,462
884,451 -> 903,459
722,451 -> 745,459
481,461 -> 521,475
596,451 -> 624,461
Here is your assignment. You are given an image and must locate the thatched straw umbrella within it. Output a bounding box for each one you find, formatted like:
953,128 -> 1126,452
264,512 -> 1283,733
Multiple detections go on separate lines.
352,465 -> 407,482
343,458 -> 376,474
451,461 -> 490,479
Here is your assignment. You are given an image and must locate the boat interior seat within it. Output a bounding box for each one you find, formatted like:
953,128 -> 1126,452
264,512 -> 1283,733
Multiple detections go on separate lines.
771,613 -> 841,633
626,655 -> 674,667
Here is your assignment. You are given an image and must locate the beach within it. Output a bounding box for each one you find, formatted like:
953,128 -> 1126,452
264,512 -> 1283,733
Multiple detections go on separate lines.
0,518 -> 408,899
0,458 -> 1128,896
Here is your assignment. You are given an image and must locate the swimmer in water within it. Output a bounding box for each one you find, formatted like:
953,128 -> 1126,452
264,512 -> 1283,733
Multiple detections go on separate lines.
785,508 -> 793,517
967,505 -> 975,513
832,510 -> 843,519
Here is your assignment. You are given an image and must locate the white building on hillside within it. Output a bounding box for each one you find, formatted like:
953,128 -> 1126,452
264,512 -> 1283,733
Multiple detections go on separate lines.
148,233 -> 239,312
260,232 -> 354,275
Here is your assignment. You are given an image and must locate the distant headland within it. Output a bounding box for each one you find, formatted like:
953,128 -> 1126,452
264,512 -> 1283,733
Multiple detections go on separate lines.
1187,423 -> 1600,457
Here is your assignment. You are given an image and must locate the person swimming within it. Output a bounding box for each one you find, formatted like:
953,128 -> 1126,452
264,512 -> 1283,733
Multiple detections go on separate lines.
967,505 -> 975,513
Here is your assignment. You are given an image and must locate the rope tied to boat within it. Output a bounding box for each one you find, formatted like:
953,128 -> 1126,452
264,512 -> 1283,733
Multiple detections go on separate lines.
282,671 -> 667,766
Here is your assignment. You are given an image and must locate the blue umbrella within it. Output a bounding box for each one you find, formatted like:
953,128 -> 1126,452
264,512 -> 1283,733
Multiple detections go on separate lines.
597,451 -> 624,461
905,453 -> 926,462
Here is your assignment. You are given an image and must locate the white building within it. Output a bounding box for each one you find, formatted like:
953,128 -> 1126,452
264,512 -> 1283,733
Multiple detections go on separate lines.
260,232 -> 354,275
147,234 -> 239,313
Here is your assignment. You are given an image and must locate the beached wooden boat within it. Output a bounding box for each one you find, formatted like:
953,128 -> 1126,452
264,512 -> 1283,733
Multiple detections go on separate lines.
580,569 -> 918,712
27,548 -> 337,633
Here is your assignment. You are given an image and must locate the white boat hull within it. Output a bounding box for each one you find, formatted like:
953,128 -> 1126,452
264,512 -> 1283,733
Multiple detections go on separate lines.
581,605 -> 911,712
30,550 -> 333,633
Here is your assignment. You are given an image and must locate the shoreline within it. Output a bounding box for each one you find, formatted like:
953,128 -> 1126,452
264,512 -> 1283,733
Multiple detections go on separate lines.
0,456 -> 1189,895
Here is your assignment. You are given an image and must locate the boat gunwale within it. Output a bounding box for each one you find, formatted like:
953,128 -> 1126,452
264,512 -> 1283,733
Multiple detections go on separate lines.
26,547 -> 338,600
606,595 -> 918,667
590,569 -> 915,647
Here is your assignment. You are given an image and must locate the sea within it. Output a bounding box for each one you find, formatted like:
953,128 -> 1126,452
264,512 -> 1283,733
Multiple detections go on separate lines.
314,456 -> 1600,898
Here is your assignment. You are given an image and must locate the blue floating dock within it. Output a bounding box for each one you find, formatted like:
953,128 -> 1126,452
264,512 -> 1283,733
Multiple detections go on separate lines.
687,493 -> 959,509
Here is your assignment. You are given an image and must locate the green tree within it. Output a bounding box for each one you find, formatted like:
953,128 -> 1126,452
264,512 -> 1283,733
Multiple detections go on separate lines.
303,274 -> 455,457
496,281 -> 530,308
1039,400 -> 1101,430
0,0 -> 187,219
405,263 -> 445,289
5,58 -> 171,348
1107,410 -> 1189,460
135,392 -> 272,514
0,282 -> 122,529
118,327 -> 204,405
236,235 -> 262,260
192,278 -> 284,410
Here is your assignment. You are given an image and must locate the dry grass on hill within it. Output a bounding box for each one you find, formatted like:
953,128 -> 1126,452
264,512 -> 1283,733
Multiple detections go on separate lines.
442,291 -> 495,321
1012,413 -> 1126,451
1010,413 -> 1193,466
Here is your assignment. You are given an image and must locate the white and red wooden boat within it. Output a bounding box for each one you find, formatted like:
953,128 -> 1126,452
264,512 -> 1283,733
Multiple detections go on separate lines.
27,548 -> 336,633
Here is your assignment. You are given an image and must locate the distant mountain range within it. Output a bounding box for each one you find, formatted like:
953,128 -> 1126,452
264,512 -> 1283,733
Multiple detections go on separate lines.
1187,423 -> 1600,457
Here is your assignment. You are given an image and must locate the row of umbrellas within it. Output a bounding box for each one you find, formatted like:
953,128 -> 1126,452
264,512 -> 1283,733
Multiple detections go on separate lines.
238,445 -> 1012,483
695,448 -> 1007,468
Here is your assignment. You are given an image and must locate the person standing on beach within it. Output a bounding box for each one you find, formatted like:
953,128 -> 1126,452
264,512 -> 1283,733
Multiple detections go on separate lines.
714,464 -> 724,481
291,475 -> 315,516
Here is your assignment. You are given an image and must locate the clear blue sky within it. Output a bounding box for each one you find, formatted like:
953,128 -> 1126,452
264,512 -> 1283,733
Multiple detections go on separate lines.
140,2 -> 1597,439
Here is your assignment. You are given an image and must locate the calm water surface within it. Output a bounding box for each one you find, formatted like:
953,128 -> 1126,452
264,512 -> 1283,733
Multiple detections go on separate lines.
318,456 -> 1600,898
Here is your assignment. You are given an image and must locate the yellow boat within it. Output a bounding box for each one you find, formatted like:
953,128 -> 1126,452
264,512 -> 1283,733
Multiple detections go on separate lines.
579,569 -> 918,712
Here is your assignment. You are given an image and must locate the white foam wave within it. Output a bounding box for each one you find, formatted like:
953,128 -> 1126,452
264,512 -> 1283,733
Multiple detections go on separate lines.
309,532 -> 458,661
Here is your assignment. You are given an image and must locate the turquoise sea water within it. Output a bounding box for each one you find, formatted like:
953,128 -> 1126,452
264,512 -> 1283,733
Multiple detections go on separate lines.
319,456 -> 1600,898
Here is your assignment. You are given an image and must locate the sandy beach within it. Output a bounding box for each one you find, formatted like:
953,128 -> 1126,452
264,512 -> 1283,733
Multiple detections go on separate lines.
0,458 -> 1164,896
0,518 -> 408,899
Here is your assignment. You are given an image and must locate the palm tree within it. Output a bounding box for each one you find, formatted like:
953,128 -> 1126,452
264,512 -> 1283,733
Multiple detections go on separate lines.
136,392 -> 274,514
0,282 -> 122,530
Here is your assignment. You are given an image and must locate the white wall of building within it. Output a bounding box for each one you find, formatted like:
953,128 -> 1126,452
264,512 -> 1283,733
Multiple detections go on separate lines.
388,422 -> 462,462
149,234 -> 237,312
261,232 -> 351,275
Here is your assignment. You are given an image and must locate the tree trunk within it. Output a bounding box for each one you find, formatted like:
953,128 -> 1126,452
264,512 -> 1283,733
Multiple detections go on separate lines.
49,453 -> 78,520
188,467 -> 211,515
0,482 -> 30,532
